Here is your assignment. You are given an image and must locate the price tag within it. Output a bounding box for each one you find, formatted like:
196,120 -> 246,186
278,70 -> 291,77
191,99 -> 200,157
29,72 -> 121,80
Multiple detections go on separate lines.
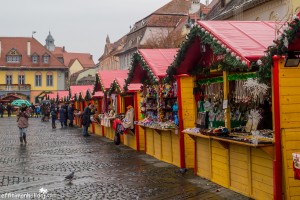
223,100 -> 228,109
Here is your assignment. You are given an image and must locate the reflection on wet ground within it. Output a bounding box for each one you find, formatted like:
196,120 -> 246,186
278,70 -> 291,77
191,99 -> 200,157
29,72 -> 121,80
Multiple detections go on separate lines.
0,117 -> 251,199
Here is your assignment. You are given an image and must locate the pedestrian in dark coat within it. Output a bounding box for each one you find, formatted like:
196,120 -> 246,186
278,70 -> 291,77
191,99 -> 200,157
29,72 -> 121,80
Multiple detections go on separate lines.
82,103 -> 95,137
0,103 -> 4,118
59,105 -> 67,128
6,103 -> 12,117
68,103 -> 74,127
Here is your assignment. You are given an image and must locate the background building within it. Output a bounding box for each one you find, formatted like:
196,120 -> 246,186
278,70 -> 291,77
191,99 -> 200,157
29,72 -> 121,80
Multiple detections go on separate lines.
0,37 -> 67,103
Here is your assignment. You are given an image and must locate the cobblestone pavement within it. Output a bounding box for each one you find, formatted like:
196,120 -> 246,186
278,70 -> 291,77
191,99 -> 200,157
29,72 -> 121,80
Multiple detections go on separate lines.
0,117 -> 252,200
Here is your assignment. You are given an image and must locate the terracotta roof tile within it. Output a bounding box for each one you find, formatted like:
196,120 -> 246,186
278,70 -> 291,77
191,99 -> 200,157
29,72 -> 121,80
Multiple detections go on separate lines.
0,37 -> 66,68
52,48 -> 95,68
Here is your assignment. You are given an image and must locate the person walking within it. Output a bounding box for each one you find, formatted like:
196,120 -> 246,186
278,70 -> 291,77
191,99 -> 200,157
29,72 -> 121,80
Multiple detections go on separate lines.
81,103 -> 95,137
59,104 -> 67,128
50,105 -> 57,129
0,103 -> 4,118
6,103 -> 12,117
17,104 -> 30,145
68,103 -> 74,127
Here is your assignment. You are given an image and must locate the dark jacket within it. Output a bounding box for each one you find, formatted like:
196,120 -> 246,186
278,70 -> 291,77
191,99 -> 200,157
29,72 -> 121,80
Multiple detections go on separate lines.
82,106 -> 94,126
59,107 -> 66,122
68,106 -> 74,121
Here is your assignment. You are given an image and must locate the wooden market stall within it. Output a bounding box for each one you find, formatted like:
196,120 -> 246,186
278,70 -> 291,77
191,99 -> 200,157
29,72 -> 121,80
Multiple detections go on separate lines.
107,73 -> 142,150
269,14 -> 300,200
92,91 -> 104,136
95,70 -> 131,141
69,85 -> 94,129
165,21 -> 289,199
124,49 -> 183,166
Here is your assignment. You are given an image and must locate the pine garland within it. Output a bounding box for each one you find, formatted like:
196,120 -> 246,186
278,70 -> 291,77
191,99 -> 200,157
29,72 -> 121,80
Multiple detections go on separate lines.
197,72 -> 257,85
78,93 -> 83,102
257,16 -> 300,82
93,73 -> 100,95
85,90 -> 92,101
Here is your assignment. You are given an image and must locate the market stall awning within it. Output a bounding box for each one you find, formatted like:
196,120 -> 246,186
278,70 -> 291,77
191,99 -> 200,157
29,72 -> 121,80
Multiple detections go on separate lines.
197,21 -> 283,64
115,77 -> 142,92
97,70 -> 129,92
92,91 -> 104,98
70,85 -> 93,98
167,21 -> 285,79
125,49 -> 178,88
139,49 -> 178,78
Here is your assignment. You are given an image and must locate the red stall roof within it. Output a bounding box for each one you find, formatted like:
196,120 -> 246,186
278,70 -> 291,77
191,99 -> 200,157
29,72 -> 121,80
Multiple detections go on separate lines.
70,85 -> 94,98
115,77 -> 142,92
48,91 -> 69,100
93,91 -> 104,98
139,49 -> 178,78
97,70 -> 129,91
197,21 -> 284,65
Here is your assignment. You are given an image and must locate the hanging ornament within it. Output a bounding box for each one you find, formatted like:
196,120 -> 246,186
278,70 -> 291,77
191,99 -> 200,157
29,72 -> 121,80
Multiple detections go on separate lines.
205,31 -> 209,34
226,48 -> 231,53
236,56 -> 240,61
221,44 -> 226,48
242,60 -> 247,65
256,59 -> 262,66
217,41 -> 221,45
231,52 -> 236,57
284,37 -> 289,48
213,37 -> 217,41
201,28 -> 205,32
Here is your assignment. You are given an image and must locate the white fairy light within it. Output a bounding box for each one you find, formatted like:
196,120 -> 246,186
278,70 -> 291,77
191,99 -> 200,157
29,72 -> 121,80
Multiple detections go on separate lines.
231,52 -> 236,57
242,60 -> 247,65
226,48 -> 231,53
244,78 -> 269,100
236,56 -> 240,61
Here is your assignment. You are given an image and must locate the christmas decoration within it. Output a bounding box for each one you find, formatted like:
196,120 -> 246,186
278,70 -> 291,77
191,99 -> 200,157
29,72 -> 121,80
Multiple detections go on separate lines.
93,73 -> 100,95
85,90 -> 92,101
124,52 -> 159,91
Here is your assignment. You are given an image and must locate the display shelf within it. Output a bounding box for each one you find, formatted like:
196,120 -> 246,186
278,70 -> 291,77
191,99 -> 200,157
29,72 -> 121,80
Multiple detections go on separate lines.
138,124 -> 175,133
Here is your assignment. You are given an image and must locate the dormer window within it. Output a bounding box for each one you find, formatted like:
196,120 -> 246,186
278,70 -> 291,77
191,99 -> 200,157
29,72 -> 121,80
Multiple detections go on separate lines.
42,53 -> 50,64
31,53 -> 39,64
6,48 -> 21,63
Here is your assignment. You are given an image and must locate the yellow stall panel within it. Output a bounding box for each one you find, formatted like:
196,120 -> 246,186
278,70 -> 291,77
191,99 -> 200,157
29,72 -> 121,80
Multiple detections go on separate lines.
196,138 -> 211,180
161,131 -> 172,164
251,148 -> 273,200
153,130 -> 162,160
172,133 -> 180,167
94,124 -> 103,136
146,128 -> 154,156
211,140 -> 229,188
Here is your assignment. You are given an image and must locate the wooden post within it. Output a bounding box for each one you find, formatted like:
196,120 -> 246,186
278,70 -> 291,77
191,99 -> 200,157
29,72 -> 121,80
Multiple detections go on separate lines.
223,71 -> 231,131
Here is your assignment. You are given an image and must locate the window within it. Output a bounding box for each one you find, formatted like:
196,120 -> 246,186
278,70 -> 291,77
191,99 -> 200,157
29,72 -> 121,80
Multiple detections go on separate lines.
6,75 -> 12,85
32,56 -> 38,63
6,55 -> 21,63
46,73 -> 53,86
35,73 -> 42,86
42,54 -> 50,63
18,75 -> 25,84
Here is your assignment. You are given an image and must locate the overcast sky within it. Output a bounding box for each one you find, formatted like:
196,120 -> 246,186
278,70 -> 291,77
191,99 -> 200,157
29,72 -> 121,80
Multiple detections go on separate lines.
0,0 -> 210,63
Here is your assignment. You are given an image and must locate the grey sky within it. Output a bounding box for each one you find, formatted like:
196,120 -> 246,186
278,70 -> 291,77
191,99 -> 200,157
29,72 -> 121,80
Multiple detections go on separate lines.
0,0 -> 209,63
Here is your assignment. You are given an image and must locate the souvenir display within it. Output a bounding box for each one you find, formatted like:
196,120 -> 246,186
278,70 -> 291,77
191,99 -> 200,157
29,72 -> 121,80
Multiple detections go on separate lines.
185,76 -> 274,144
137,82 -> 178,129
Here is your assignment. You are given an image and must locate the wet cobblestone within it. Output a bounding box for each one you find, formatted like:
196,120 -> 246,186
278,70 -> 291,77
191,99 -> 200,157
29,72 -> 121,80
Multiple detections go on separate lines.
0,117 -> 252,199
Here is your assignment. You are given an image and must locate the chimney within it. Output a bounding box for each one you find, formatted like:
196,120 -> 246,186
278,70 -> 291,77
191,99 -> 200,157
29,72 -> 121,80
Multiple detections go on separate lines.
90,55 -> 93,60
63,46 -> 65,52
27,41 -> 31,56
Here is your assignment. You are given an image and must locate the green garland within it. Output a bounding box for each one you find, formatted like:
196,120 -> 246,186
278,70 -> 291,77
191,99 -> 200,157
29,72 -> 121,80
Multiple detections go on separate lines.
85,90 -> 92,101
74,94 -> 78,101
108,80 -> 122,96
78,93 -> 83,102
257,17 -> 300,82
197,72 -> 257,85
124,52 -> 159,91
92,73 -> 100,95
